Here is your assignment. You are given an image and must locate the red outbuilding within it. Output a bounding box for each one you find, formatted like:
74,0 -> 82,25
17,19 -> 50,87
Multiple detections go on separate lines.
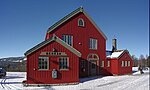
105,38 -> 133,75
106,50 -> 133,75
24,7 -> 132,85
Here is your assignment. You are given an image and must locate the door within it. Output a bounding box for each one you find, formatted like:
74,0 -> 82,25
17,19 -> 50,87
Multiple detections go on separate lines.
90,61 -> 97,76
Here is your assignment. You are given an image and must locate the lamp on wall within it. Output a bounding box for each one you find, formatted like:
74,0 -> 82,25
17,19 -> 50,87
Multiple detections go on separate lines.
79,42 -> 82,45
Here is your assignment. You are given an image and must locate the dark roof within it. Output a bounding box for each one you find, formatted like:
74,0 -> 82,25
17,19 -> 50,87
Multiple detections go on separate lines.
106,50 -> 112,56
25,35 -> 81,57
47,7 -> 107,40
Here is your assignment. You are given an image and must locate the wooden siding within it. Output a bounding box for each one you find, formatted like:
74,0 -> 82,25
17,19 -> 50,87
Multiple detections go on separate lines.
106,52 -> 132,75
110,58 -> 119,75
46,12 -> 106,76
27,41 -> 79,84
118,52 -> 132,75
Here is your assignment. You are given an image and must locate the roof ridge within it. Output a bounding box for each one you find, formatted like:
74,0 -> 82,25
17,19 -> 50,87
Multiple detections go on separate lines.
115,49 -> 128,52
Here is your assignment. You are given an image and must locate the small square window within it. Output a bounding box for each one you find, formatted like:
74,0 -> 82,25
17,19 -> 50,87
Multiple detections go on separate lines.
101,61 -> 104,67
38,57 -> 49,70
125,61 -> 127,67
62,35 -> 73,46
59,57 -> 69,70
128,61 -> 130,67
107,61 -> 110,67
89,38 -> 97,50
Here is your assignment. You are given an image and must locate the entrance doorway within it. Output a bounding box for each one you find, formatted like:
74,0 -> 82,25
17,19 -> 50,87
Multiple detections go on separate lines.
87,53 -> 99,76
90,61 -> 97,76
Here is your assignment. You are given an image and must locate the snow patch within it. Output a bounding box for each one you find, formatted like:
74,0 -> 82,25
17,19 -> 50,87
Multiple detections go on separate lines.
107,51 -> 124,58
0,67 -> 149,90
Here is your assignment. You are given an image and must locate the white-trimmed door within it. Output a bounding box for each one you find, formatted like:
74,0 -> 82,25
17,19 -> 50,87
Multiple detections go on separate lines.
90,60 -> 97,76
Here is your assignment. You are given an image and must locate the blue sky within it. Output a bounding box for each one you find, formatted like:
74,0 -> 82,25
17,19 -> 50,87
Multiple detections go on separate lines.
0,0 -> 149,58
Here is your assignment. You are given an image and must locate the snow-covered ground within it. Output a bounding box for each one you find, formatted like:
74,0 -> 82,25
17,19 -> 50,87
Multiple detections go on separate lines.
0,67 -> 149,90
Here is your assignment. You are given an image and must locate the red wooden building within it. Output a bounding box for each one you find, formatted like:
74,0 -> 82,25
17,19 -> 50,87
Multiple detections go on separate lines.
105,39 -> 133,75
106,50 -> 133,75
24,7 -> 132,85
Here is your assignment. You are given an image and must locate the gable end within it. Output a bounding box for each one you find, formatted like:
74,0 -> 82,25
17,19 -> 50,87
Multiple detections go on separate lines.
47,7 -> 107,40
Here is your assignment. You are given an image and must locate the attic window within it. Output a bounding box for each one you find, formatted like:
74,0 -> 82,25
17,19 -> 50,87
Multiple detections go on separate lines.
78,18 -> 84,27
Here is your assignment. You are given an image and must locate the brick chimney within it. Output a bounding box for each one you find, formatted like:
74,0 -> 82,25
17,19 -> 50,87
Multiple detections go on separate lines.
112,38 -> 117,52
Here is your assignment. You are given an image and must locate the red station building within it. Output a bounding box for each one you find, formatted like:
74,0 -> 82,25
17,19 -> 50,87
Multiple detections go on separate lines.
24,7 -> 132,85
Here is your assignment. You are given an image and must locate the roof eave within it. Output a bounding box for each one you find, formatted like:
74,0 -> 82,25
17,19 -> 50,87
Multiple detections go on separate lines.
116,50 -> 131,59
55,35 -> 81,57
47,7 -> 83,33
107,57 -> 118,59
82,11 -> 107,40
24,35 -> 81,57
24,37 -> 54,56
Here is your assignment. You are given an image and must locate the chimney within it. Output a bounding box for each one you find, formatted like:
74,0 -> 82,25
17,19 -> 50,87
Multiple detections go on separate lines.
112,38 -> 117,52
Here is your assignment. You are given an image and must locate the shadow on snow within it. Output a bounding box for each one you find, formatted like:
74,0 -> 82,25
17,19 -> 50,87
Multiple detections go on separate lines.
80,76 -> 104,83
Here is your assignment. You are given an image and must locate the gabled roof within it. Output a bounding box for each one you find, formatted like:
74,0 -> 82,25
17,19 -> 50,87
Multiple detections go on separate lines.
106,50 -> 131,59
47,7 -> 107,40
25,35 -> 81,57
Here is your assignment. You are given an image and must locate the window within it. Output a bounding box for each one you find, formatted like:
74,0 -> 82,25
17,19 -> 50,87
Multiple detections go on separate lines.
101,61 -> 104,67
128,61 -> 130,67
62,35 -> 73,46
89,38 -> 97,49
125,61 -> 127,67
121,61 -> 124,67
38,57 -> 49,70
78,18 -> 84,27
107,61 -> 110,67
59,57 -> 69,70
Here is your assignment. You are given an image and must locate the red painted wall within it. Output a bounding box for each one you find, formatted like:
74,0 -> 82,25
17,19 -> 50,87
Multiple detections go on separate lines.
118,52 -> 132,75
109,58 -> 119,75
106,52 -> 132,75
27,41 -> 79,84
104,60 -> 113,76
46,12 -> 106,76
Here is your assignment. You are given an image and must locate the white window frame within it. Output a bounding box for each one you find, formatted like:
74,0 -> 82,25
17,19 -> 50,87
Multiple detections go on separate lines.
107,61 -> 110,67
101,61 -> 104,67
38,57 -> 49,70
87,54 -> 99,61
121,61 -> 124,67
78,18 -> 85,27
62,35 -> 73,46
128,61 -> 130,67
125,61 -> 127,67
89,38 -> 97,50
59,57 -> 69,70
